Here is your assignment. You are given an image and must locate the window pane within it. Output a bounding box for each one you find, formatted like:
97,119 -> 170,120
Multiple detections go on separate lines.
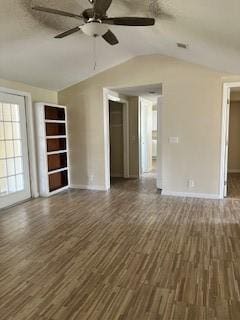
15,157 -> 23,174
3,104 -> 11,121
16,174 -> 24,191
0,122 -> 4,140
7,158 -> 15,176
0,104 -> 3,121
0,141 -> 6,158
0,178 -> 8,194
14,140 -> 22,157
12,122 -> 20,139
0,160 -> 7,178
5,140 -> 14,158
11,104 -> 19,122
4,122 -> 13,140
8,176 -> 16,193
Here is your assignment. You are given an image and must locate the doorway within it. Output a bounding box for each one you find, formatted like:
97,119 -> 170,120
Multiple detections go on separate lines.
107,96 -> 129,186
221,85 -> 240,198
104,84 -> 162,191
0,92 -> 31,209
139,96 -> 158,179
109,100 -> 124,179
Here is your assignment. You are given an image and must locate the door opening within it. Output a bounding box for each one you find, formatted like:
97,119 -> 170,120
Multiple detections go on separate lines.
103,84 -> 162,192
138,95 -> 161,189
222,86 -> 240,198
109,100 -> 124,179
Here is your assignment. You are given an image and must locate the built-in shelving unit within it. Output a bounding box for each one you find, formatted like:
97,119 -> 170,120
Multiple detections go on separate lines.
35,103 -> 69,197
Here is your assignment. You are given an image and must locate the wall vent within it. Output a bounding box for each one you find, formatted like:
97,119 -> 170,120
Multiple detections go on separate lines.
177,43 -> 188,49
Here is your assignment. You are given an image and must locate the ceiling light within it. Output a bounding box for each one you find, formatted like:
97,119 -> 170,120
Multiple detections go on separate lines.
81,22 -> 108,37
177,43 -> 188,49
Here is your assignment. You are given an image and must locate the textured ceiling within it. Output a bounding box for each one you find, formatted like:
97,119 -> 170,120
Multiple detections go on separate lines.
1,0 -> 240,90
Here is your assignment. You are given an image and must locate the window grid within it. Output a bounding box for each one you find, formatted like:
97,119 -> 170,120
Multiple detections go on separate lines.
0,103 -> 24,196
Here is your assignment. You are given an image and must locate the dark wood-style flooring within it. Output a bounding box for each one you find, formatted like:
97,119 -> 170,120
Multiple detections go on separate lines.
1,175 -> 240,319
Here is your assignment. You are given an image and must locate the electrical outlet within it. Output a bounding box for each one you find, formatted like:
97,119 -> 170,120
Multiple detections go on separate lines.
88,175 -> 94,183
188,179 -> 195,188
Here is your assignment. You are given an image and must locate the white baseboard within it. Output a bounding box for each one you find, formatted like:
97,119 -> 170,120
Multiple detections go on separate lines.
228,169 -> 240,173
161,191 -> 221,200
70,185 -> 221,199
70,184 -> 108,191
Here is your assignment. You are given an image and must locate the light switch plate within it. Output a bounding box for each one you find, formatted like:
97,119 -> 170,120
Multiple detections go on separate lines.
169,137 -> 179,144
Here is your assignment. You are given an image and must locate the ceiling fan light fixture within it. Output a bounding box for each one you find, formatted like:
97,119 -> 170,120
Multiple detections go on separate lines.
81,22 -> 108,37
32,1 -> 156,45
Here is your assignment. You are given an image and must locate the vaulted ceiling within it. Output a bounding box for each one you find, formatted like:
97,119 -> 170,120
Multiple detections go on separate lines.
1,0 -> 240,90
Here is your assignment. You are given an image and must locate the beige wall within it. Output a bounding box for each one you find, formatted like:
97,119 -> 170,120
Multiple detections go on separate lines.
59,54 -> 229,196
0,78 -> 57,104
228,101 -> 240,172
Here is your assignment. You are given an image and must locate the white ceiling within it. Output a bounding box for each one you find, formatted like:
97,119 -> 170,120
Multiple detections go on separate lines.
1,0 -> 240,90
113,84 -> 162,101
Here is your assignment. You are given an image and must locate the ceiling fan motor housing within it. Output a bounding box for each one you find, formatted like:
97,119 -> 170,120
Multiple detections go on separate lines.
81,21 -> 108,37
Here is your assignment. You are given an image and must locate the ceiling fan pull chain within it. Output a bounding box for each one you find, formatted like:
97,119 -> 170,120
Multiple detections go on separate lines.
93,36 -> 97,71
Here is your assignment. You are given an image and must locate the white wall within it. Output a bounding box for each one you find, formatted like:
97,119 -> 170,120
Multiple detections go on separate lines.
139,97 -> 153,173
58,54 -> 229,197
152,105 -> 157,159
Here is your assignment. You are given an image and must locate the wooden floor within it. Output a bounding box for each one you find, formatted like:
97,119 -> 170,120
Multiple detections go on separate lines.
1,176 -> 240,320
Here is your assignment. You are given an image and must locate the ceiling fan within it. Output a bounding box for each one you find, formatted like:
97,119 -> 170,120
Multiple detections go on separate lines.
32,0 -> 155,45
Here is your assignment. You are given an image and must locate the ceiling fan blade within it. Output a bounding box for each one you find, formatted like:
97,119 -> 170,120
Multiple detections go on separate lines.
102,17 -> 155,26
54,27 -> 82,39
102,30 -> 119,45
94,0 -> 112,16
32,6 -> 83,20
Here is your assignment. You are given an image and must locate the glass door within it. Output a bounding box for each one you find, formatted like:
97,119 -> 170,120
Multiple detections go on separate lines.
0,92 -> 31,209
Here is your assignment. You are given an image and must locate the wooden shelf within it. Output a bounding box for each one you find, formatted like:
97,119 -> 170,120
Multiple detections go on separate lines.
49,170 -> 68,192
48,167 -> 68,175
47,150 -> 67,155
48,152 -> 67,172
35,103 -> 69,197
45,120 -> 66,124
47,137 -> 66,152
46,122 -> 66,136
46,135 -> 67,139
45,105 -> 65,121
